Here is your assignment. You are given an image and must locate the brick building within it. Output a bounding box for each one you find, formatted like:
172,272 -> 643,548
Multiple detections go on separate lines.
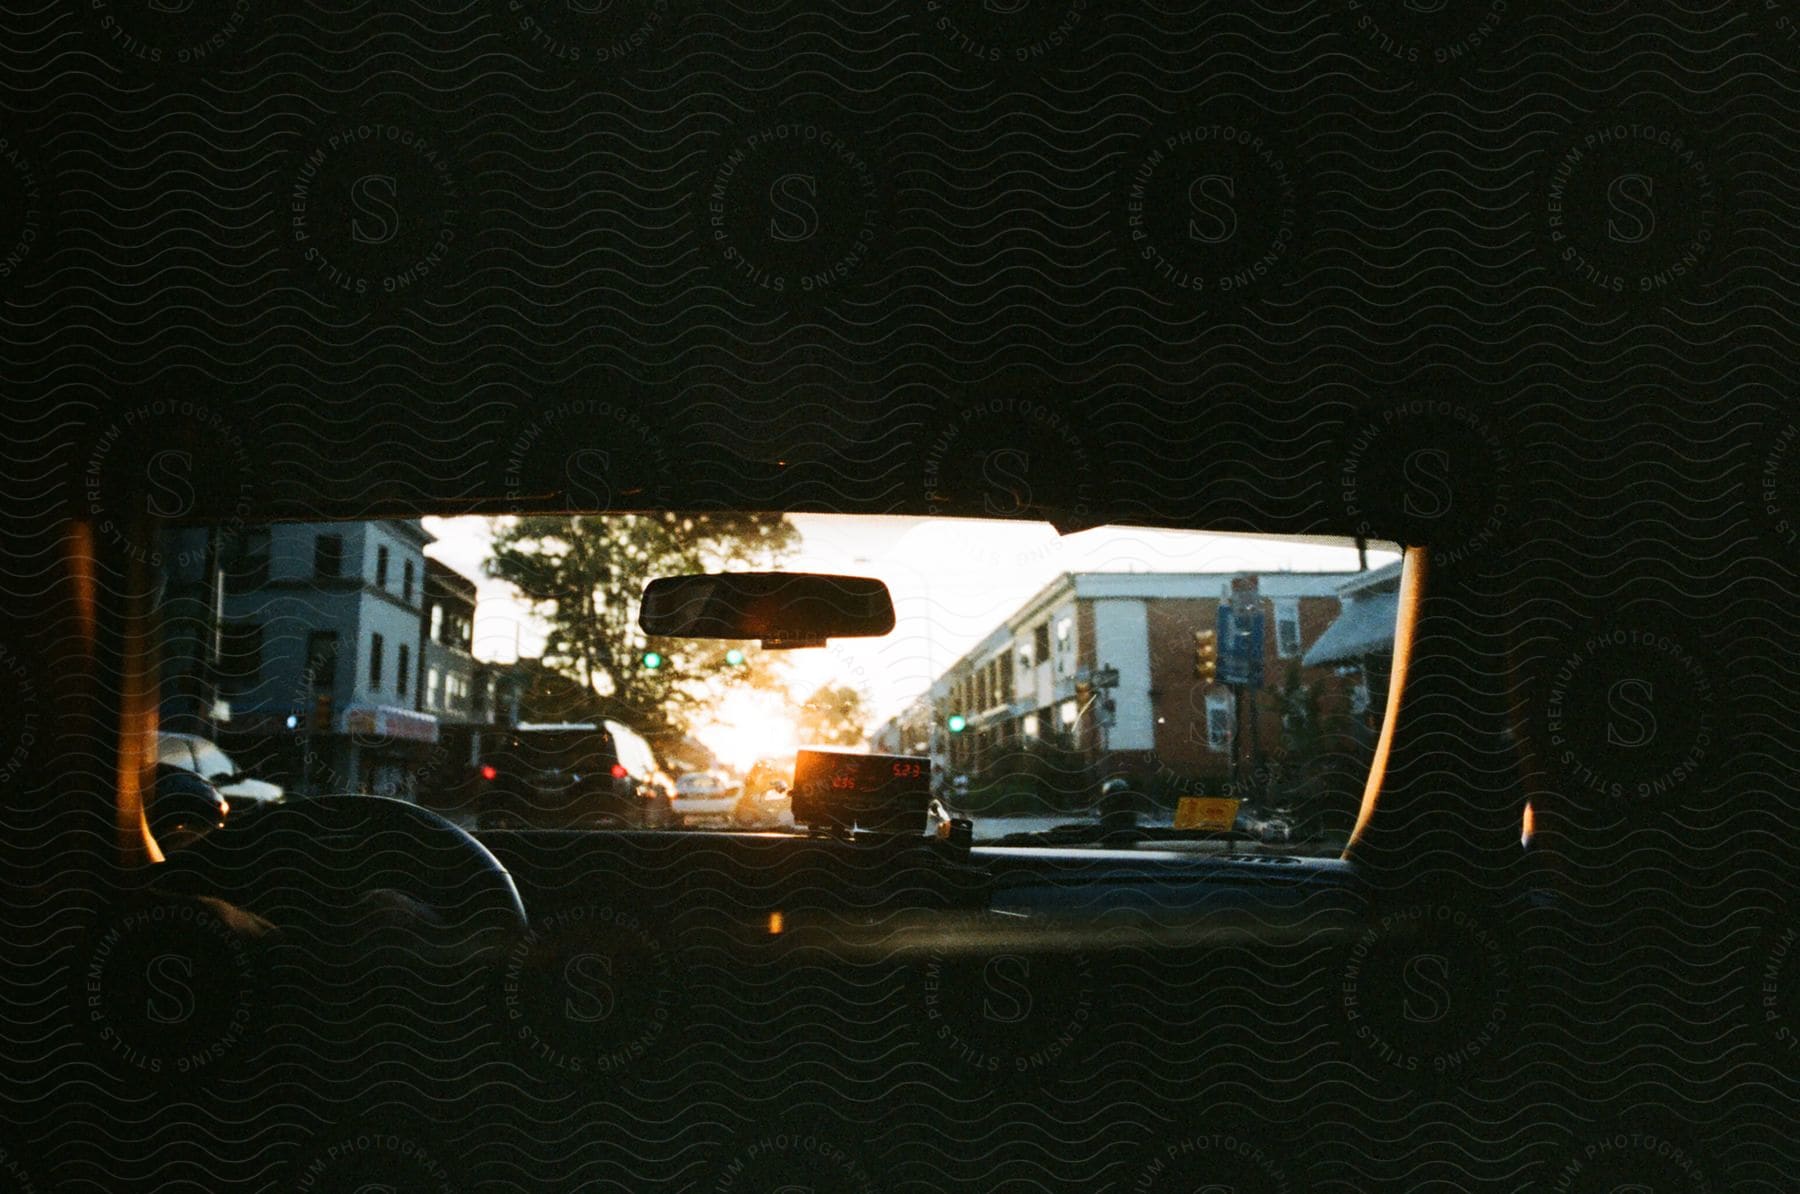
924,571 -> 1368,788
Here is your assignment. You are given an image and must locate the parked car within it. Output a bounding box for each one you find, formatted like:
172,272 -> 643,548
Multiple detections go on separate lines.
671,771 -> 738,828
156,732 -> 283,809
474,722 -> 661,830
146,761 -> 229,843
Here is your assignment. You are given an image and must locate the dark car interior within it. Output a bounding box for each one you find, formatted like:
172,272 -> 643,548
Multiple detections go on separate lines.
4,6 -> 1797,1193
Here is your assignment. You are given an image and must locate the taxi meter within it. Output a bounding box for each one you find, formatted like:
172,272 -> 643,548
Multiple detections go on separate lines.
790,748 -> 931,835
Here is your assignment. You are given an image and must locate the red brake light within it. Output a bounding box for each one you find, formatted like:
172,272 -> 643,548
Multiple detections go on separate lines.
610,763 -> 628,779
479,764 -> 498,781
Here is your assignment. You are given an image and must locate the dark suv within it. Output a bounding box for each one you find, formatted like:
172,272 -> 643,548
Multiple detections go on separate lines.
474,722 -> 666,830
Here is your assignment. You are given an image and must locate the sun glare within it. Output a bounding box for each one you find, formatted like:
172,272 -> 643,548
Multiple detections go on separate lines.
695,689 -> 799,772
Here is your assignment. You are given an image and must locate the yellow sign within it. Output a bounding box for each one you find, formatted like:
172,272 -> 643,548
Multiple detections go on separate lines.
1173,796 -> 1240,832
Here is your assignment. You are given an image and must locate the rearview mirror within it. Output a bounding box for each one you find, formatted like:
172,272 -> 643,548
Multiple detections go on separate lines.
638,572 -> 895,648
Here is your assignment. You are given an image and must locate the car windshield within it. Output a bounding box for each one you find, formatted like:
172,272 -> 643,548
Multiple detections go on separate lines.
151,514 -> 1400,854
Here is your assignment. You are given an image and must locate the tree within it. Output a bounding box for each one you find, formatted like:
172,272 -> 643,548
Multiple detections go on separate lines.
485,513 -> 799,739
795,683 -> 869,747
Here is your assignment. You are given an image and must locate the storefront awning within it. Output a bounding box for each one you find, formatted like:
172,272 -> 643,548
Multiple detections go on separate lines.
342,704 -> 440,744
1303,591 -> 1399,668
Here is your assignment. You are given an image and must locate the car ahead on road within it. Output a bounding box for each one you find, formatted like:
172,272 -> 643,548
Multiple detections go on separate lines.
609,721 -> 676,829
474,721 -> 666,830
671,771 -> 738,828
1238,809 -> 1295,844
156,732 -> 283,809
146,762 -> 229,844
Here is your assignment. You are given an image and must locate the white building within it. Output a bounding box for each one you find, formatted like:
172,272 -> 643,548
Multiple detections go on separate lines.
165,519 -> 443,795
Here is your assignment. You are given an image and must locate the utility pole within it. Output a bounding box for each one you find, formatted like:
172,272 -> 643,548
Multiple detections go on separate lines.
1247,682 -> 1262,803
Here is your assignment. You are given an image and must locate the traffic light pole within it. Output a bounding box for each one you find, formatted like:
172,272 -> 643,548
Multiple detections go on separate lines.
1231,683 -> 1244,798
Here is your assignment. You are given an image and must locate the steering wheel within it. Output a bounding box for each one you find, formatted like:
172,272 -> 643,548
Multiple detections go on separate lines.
156,795 -> 527,939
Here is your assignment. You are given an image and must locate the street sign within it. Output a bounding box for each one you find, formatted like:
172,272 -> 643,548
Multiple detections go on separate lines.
1216,603 -> 1264,688
1230,573 -> 1260,617
342,704 -> 440,744
1173,796 -> 1240,832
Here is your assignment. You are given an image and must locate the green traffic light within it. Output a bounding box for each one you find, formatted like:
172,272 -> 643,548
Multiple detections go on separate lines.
642,651 -> 664,670
725,648 -> 745,666
946,714 -> 967,733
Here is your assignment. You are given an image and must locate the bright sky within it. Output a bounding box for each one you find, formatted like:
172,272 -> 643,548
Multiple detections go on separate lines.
424,513 -> 1398,766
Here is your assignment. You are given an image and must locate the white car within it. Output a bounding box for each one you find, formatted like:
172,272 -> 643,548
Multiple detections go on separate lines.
156,732 -> 284,808
1237,810 -> 1293,844
671,772 -> 737,828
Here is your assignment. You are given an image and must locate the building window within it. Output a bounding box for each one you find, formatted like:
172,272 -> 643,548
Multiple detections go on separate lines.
427,667 -> 442,709
376,545 -> 389,588
397,644 -> 410,698
1022,712 -> 1039,739
1275,600 -> 1302,658
1001,659 -> 1014,704
1059,699 -> 1078,727
403,560 -> 415,603
226,527 -> 270,591
1034,622 -> 1051,662
304,630 -> 338,690
314,534 -> 344,578
1205,691 -> 1234,752
1056,617 -> 1071,645
218,621 -> 263,693
429,604 -> 443,643
369,633 -> 384,691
